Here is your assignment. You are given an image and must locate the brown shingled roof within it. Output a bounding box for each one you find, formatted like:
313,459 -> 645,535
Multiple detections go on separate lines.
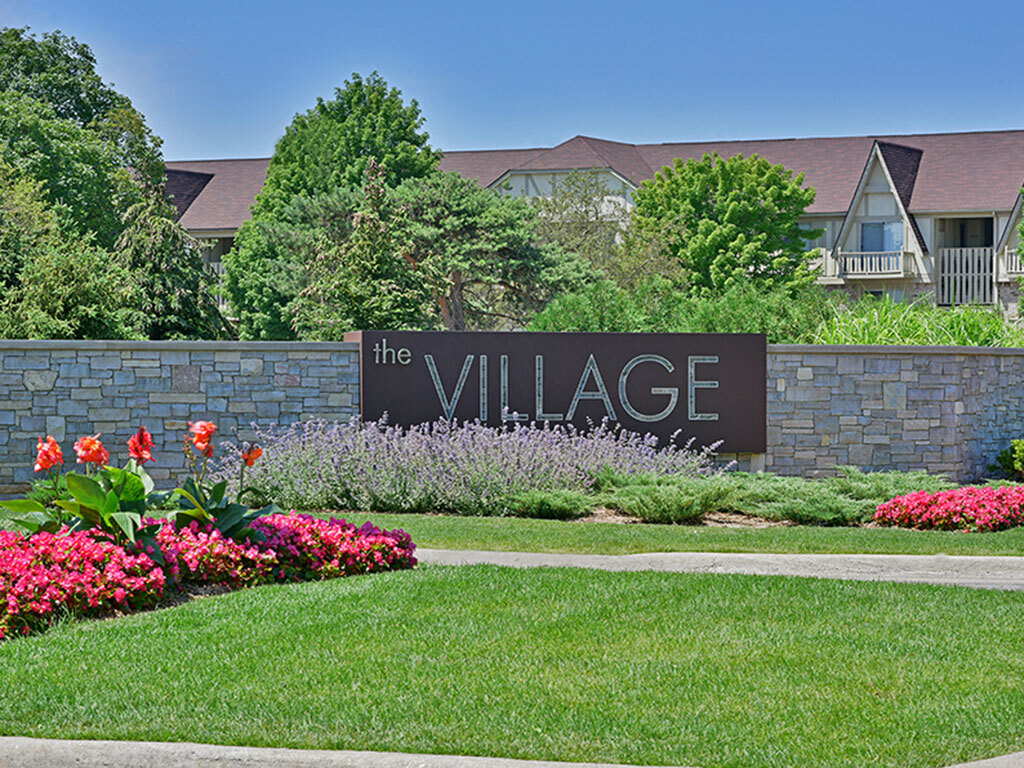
165,158 -> 269,231
166,129 -> 1024,231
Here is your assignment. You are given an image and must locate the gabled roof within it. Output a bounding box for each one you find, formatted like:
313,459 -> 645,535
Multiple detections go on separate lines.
164,158 -> 270,231
494,135 -> 654,185
834,141 -> 929,255
165,128 -> 1024,232
164,168 -> 213,220
996,191 -> 1023,253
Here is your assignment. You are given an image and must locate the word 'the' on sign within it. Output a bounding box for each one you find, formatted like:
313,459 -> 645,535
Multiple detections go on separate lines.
344,331 -> 766,453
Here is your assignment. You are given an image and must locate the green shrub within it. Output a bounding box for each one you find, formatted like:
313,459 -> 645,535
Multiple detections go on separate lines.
822,466 -> 954,501
509,490 -> 593,520
990,440 -> 1024,481
811,294 -> 1024,346
601,474 -> 739,524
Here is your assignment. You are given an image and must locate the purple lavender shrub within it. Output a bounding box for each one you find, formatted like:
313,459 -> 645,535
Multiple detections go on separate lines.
216,418 -> 721,516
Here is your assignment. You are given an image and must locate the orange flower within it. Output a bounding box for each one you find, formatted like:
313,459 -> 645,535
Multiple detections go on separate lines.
188,420 -> 217,457
241,444 -> 263,467
74,433 -> 110,466
127,425 -> 155,464
34,436 -> 63,473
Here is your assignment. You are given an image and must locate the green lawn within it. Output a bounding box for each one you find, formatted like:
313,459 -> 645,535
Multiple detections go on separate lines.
324,512 -> 1024,556
0,566 -> 1021,768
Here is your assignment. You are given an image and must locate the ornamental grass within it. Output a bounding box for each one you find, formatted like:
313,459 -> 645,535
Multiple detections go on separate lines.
215,418 -> 721,516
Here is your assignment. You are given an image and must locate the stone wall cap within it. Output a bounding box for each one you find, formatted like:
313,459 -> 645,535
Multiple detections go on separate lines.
0,340 -> 360,352
770,343 -> 1024,356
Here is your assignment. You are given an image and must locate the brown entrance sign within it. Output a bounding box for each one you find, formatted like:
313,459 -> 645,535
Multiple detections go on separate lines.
344,331 -> 766,452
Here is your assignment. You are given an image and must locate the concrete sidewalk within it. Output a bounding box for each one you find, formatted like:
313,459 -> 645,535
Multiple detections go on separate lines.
416,548 -> 1024,591
0,738 -> 695,768
0,737 -> 1020,768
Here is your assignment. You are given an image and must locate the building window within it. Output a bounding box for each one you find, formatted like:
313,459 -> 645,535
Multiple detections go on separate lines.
861,221 -> 903,252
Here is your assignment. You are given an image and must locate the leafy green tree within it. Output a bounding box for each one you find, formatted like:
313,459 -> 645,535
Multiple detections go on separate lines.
291,162 -> 428,338
0,159 -> 57,290
0,92 -> 141,248
254,72 -> 438,218
629,152 -> 822,294
393,170 -> 595,330
531,170 -> 624,274
0,160 -> 142,340
0,27 -> 164,189
226,72 -> 438,338
115,198 -> 227,340
224,187 -> 363,339
529,278 -> 837,343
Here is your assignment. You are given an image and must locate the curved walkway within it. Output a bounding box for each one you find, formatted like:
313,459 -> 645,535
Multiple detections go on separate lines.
417,548 -> 1024,591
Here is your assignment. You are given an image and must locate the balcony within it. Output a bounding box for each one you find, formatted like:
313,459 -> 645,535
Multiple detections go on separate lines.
1001,247 -> 1023,278
938,247 -> 993,305
838,250 -> 909,278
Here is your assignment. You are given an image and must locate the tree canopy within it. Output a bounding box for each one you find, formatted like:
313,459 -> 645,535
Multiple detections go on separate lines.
254,71 -> 439,218
226,72 -> 440,338
393,171 -> 593,330
0,159 -> 142,340
0,26 -> 224,340
0,27 -> 164,189
629,152 -> 822,294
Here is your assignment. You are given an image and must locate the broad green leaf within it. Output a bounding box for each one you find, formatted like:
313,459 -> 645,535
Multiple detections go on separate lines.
137,465 -> 155,496
103,490 -> 120,520
111,512 -> 139,543
175,488 -> 208,516
0,499 -> 47,514
215,503 -> 248,535
67,473 -> 107,510
209,481 -> 228,506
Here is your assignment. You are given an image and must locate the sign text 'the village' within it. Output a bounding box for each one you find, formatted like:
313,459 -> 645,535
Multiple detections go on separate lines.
345,331 -> 766,452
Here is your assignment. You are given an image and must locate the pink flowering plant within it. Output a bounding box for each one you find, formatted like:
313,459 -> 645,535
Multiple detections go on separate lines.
0,420 -> 416,641
0,528 -> 166,640
874,485 -> 1024,532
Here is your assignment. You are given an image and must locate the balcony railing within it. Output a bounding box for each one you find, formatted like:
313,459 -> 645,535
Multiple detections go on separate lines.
838,250 -> 907,278
1005,248 -> 1022,276
938,247 -> 993,305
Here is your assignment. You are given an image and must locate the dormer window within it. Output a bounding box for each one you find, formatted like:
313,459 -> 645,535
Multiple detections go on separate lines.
861,221 -> 903,252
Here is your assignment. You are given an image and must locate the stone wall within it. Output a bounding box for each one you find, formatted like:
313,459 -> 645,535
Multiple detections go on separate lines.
723,344 -> 1024,481
1,340 -> 1022,491
0,341 -> 359,493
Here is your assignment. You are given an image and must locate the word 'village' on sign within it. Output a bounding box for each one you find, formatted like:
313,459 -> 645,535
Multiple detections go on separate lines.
345,331 -> 767,453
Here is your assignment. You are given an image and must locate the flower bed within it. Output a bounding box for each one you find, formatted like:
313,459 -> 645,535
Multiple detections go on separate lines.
0,529 -> 165,640
1,515 -> 416,641
874,485 -> 1024,531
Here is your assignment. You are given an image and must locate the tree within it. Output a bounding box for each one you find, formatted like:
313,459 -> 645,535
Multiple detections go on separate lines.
224,187 -> 363,339
226,72 -> 439,338
629,152 -> 822,294
115,198 -> 227,340
290,162 -> 428,338
531,169 -> 625,275
392,170 -> 595,330
0,160 -> 142,340
253,72 -> 439,218
0,27 -> 164,189
0,91 -> 141,249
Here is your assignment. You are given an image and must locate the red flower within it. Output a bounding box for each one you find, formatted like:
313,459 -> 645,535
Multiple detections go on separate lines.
74,434 -> 109,466
188,420 -> 217,457
34,436 -> 63,473
241,444 -> 263,467
127,426 -> 155,464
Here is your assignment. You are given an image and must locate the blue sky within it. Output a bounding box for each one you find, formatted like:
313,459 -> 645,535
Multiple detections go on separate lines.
4,0 -> 1024,161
